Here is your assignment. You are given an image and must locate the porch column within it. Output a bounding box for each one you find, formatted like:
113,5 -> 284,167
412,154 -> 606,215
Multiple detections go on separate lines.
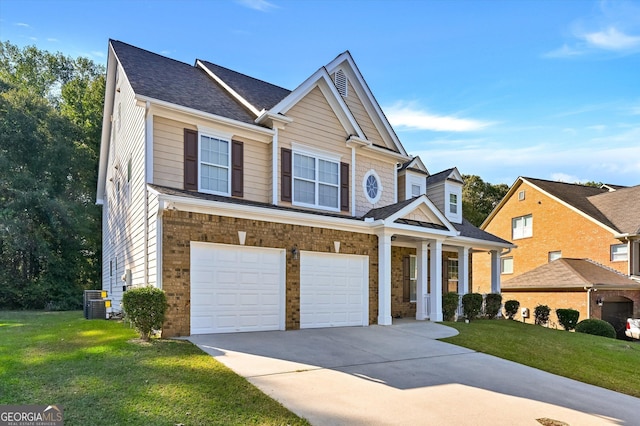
458,246 -> 469,295
429,239 -> 443,321
377,231 -> 393,325
490,250 -> 501,293
416,240 -> 428,320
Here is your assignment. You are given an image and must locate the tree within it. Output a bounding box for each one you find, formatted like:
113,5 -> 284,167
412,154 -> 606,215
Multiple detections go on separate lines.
462,175 -> 509,227
0,41 -> 104,309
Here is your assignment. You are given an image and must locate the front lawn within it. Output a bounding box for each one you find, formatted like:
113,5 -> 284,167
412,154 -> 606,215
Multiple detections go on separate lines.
0,311 -> 308,425
441,319 -> 640,398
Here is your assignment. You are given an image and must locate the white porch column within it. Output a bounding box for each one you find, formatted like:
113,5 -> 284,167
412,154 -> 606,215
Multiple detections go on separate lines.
377,231 -> 393,325
416,240 -> 429,320
429,239 -> 443,321
458,246 -> 469,295
490,250 -> 501,293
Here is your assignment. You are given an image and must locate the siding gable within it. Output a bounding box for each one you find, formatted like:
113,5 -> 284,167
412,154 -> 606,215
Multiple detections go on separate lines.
341,78 -> 387,149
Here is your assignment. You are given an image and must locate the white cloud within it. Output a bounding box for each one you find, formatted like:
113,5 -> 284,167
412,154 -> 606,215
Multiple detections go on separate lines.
543,44 -> 585,58
15,22 -> 30,27
385,102 -> 494,132
47,38 -> 59,42
235,0 -> 277,12
550,172 -> 585,183
582,27 -> 640,51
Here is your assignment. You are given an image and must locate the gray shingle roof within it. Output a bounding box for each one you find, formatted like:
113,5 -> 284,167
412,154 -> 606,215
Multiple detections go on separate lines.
502,258 -> 640,290
110,40 -> 259,125
363,197 -> 418,220
426,168 -> 462,185
453,218 -> 511,244
524,178 -> 640,234
198,60 -> 291,112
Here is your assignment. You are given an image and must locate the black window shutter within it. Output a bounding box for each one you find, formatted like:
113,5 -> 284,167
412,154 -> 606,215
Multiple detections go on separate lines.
403,256 -> 411,303
184,129 -> 198,190
340,162 -> 349,211
231,140 -> 244,197
281,148 -> 292,202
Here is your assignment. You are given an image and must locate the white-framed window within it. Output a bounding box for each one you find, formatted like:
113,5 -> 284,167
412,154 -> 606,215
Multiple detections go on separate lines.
501,257 -> 514,274
548,251 -> 562,262
199,133 -> 230,195
363,169 -> 382,204
409,255 -> 417,302
293,151 -> 340,210
449,193 -> 458,214
512,214 -> 533,239
447,258 -> 459,292
611,244 -> 628,262
518,190 -> 526,201
411,184 -> 421,197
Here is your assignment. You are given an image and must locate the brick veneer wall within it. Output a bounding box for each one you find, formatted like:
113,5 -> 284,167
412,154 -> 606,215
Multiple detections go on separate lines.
391,247 -> 417,318
502,289 -> 640,325
473,181 -> 629,291
161,210 -> 378,337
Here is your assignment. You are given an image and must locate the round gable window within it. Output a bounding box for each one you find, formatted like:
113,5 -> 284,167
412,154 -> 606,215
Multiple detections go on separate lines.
363,170 -> 382,204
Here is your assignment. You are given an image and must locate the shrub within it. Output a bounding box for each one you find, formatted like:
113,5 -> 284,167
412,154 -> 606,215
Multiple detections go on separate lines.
122,287 -> 168,341
575,319 -> 616,339
461,293 -> 483,321
556,308 -> 580,331
504,300 -> 520,320
442,292 -> 460,321
534,305 -> 551,326
484,293 -> 502,319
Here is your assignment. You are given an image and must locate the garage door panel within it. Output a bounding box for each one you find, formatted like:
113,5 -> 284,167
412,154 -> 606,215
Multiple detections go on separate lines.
300,252 -> 368,329
190,243 -> 285,334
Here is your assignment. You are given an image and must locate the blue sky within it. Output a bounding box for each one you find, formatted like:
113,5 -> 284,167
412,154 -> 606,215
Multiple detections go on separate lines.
2,0 -> 639,186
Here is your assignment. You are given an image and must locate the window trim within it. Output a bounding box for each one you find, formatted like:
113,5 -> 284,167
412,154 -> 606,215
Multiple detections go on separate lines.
449,193 -> 458,215
611,244 -> 628,262
501,256 -> 514,274
363,169 -> 383,204
512,214 -> 533,240
409,255 -> 417,302
198,131 -> 231,196
291,147 -> 341,212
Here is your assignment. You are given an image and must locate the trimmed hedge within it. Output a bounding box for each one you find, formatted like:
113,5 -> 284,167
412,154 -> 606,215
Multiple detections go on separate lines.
556,308 -> 580,331
442,292 -> 460,322
534,305 -> 551,326
575,319 -> 616,339
504,300 -> 520,320
462,293 -> 483,321
122,287 -> 168,341
484,293 -> 502,319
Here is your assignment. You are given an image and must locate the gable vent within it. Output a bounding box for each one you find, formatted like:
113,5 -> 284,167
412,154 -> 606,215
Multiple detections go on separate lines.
335,69 -> 347,97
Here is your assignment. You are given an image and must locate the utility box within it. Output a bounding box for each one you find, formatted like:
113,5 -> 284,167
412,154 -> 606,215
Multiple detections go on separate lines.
83,290 -> 103,319
87,299 -> 107,320
521,307 -> 530,318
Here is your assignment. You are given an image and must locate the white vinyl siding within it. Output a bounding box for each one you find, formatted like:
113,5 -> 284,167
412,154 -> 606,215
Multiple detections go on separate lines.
512,214 -> 533,240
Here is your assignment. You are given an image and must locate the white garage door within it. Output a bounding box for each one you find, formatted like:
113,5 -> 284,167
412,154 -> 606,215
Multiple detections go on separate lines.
190,242 -> 285,334
300,251 -> 369,328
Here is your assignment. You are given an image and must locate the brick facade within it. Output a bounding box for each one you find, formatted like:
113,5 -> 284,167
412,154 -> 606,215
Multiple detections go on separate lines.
502,289 -> 640,325
160,210 -> 379,337
473,181 -> 629,290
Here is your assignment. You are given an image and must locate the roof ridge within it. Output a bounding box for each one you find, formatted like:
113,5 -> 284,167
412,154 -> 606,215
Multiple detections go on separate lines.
198,59 -> 291,92
583,258 -> 630,279
110,39 -> 193,68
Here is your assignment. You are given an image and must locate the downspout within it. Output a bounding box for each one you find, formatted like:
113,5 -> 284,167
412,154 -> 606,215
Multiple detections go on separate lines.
272,127 -> 279,205
143,101 -> 151,287
585,286 -> 592,319
351,146 -> 356,216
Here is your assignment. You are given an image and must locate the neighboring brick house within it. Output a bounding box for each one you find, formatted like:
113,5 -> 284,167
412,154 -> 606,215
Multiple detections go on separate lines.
473,177 -> 640,331
97,40 -> 511,337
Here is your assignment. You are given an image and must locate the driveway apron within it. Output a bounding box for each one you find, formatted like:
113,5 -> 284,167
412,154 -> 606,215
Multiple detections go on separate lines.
188,321 -> 640,425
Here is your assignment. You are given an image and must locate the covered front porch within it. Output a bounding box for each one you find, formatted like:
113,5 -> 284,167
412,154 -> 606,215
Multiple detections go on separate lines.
377,231 -> 506,324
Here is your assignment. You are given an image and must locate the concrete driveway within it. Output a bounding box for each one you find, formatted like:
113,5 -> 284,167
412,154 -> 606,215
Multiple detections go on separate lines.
188,320 -> 640,425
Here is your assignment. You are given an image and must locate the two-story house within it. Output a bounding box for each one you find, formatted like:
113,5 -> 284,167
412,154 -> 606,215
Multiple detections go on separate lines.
473,177 -> 640,334
97,40 -> 511,337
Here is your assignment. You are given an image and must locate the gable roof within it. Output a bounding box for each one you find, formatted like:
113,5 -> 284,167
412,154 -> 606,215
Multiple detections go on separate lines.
110,40 -> 258,125
197,60 -> 290,114
588,185 -> 640,235
399,156 -> 429,175
502,258 -> 640,290
426,168 -> 464,186
482,177 -> 640,235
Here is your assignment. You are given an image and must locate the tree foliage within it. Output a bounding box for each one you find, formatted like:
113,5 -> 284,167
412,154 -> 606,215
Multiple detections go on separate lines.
461,175 -> 509,227
0,41 -> 104,309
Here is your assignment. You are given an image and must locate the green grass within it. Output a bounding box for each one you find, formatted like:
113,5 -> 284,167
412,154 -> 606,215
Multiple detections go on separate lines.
0,311 -> 308,425
441,319 -> 640,398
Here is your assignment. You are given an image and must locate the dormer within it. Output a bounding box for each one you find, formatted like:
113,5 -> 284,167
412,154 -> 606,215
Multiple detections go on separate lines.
397,156 -> 429,202
426,167 -> 464,224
